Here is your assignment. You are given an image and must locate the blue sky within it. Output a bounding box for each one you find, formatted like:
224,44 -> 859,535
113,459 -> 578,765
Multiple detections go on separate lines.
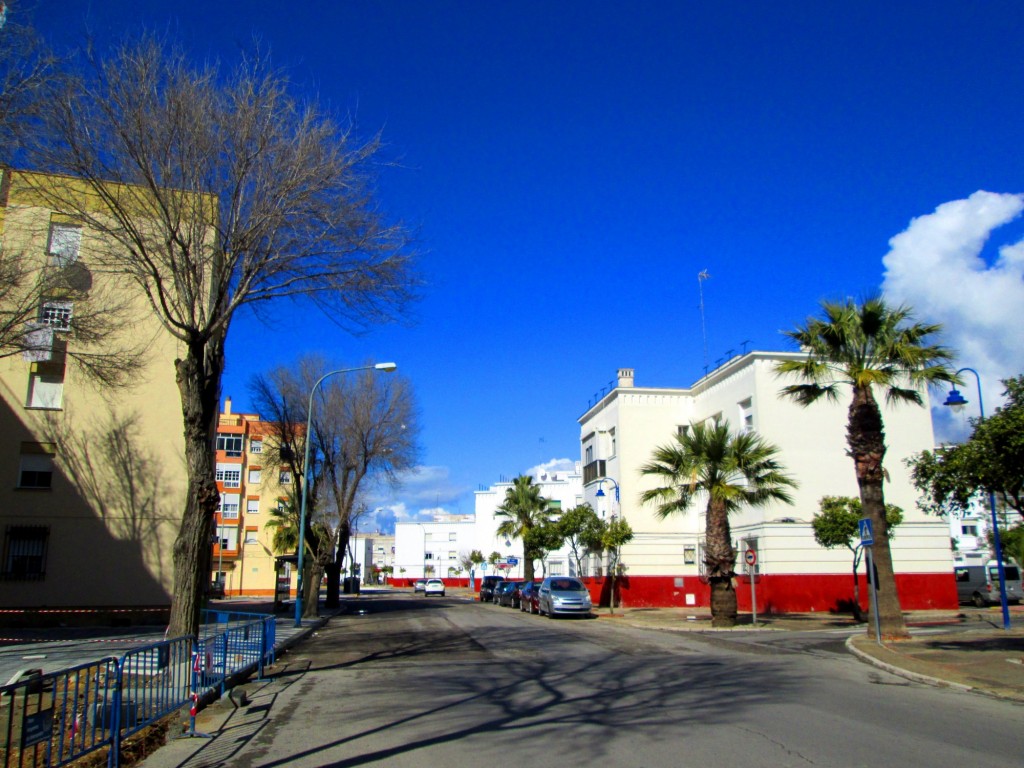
28,1 -> 1024,531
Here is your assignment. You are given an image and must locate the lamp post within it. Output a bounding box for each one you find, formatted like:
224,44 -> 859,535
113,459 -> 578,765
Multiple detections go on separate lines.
294,362 -> 397,627
595,477 -> 622,611
943,367 -> 1011,631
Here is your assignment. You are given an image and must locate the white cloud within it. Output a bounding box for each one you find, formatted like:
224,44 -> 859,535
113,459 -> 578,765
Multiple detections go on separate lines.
524,457 -> 578,480
882,191 -> 1024,433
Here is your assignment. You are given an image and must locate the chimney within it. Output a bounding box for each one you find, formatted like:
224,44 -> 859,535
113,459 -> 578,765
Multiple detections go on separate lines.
224,396 -> 232,416
617,368 -> 635,388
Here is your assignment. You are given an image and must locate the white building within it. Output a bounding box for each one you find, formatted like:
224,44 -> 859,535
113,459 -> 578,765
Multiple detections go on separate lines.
578,356 -> 957,612
348,533 -> 396,584
393,470 -> 584,585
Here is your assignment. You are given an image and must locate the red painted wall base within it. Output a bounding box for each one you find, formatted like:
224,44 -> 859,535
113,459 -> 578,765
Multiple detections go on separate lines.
581,572 -> 958,613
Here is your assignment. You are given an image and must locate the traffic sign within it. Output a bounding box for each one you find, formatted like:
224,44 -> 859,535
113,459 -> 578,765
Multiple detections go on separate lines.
506,556 -> 519,566
858,518 -> 874,546
744,549 -> 757,567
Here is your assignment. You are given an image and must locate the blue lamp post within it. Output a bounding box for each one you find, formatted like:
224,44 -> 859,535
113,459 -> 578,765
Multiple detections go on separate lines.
594,477 -> 620,504
294,362 -> 397,627
943,367 -> 1011,631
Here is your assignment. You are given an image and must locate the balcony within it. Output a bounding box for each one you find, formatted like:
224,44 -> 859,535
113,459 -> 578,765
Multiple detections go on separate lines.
583,459 -> 606,485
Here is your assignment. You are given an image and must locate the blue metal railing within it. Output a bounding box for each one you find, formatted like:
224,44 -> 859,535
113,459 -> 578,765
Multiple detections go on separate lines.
0,611 -> 277,768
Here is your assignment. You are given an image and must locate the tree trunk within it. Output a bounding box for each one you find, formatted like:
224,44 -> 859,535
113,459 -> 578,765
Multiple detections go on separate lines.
704,497 -> 737,627
848,386 -> 909,640
851,557 -> 865,623
326,517 -> 352,609
709,577 -> 737,627
167,337 -> 224,638
523,547 -> 535,582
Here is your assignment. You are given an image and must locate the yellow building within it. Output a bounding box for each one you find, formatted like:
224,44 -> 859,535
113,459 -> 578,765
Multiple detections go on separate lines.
0,168 -> 189,615
213,399 -> 295,598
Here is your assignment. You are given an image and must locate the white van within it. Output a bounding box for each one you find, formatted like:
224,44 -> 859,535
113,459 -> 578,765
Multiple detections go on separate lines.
954,560 -> 1023,607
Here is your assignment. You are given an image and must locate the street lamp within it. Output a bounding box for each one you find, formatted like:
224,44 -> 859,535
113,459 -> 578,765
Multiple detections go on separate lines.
294,362 -> 397,627
943,367 -> 1011,631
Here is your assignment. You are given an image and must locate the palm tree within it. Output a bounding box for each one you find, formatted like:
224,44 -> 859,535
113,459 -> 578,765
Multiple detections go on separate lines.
640,421 -> 796,627
776,296 -> 956,639
495,475 -> 553,581
265,499 -> 300,555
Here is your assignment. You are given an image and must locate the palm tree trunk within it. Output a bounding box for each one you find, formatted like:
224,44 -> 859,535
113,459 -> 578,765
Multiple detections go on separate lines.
705,497 -> 738,627
848,387 -> 909,640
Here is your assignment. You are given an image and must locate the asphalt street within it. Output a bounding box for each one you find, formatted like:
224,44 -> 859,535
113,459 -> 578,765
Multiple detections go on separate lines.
141,593 -> 1023,768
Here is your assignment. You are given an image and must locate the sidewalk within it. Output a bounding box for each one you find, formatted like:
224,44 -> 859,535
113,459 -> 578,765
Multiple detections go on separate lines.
601,603 -> 1024,702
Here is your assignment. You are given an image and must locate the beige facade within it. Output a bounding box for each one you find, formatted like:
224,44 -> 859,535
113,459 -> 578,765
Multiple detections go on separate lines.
0,169 -> 187,609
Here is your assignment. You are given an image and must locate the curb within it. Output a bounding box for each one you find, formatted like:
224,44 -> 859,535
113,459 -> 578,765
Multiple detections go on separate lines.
844,636 -> 975,694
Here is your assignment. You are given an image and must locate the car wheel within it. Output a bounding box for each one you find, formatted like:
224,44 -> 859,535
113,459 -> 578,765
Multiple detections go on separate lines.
547,606 -> 556,619
972,592 -> 986,608
529,602 -> 535,615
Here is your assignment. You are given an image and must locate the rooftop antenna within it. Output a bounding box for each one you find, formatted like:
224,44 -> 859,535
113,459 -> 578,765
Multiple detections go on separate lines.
698,270 -> 711,371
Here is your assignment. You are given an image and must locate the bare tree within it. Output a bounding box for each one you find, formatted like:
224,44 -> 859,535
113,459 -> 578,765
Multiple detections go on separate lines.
28,37 -> 418,636
249,355 -> 419,617
0,2 -> 57,161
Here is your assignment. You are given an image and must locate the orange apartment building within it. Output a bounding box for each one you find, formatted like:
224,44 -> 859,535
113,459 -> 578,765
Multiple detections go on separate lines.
213,398 -> 296,598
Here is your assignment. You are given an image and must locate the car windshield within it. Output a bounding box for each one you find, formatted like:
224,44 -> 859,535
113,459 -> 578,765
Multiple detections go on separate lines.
549,578 -> 585,591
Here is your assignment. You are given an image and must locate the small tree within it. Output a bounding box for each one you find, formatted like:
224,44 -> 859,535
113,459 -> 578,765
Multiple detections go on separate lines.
524,517 -> 564,577
812,496 -> 903,621
559,504 -> 604,577
908,375 -> 1024,521
602,516 -> 634,612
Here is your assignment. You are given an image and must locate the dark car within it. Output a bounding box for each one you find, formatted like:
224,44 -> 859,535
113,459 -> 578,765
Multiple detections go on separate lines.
499,580 -> 525,608
493,580 -> 515,605
479,575 -> 503,602
518,580 -> 543,614
489,580 -> 509,604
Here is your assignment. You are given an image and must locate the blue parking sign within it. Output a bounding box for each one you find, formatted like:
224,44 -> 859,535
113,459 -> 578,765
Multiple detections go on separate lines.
858,518 -> 874,546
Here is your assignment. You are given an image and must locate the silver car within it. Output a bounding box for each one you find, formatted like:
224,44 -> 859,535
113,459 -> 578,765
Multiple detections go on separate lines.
538,577 -> 592,618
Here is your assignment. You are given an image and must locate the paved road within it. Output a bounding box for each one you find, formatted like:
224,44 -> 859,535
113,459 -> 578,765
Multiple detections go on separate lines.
143,594 -> 1022,768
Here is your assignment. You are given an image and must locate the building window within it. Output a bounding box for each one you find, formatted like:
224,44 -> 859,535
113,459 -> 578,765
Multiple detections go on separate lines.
610,428 -> 616,457
27,364 -> 64,409
217,527 -> 239,551
216,433 -> 243,457
585,444 -> 593,464
244,529 -> 259,545
677,424 -> 690,437
249,439 -> 263,454
2,526 -> 49,580
39,300 -> 73,331
18,450 -> 54,489
279,469 -> 292,485
683,546 -> 697,565
738,398 -> 754,433
448,532 -> 457,541
961,524 -> 978,537
47,223 -> 81,267
246,499 -> 260,515
424,552 -> 433,560
215,464 -> 241,488
548,560 -> 564,576
448,551 -> 457,560
248,468 -> 262,484
220,493 -> 240,519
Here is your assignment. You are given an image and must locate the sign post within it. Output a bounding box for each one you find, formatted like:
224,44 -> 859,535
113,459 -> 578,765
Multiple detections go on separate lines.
744,549 -> 758,625
859,518 -> 882,646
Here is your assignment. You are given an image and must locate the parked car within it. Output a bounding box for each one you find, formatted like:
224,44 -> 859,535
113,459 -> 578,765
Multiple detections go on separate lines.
479,575 -> 503,602
955,561 -> 1023,607
413,579 -> 427,593
538,576 -> 593,618
499,580 -> 525,608
491,580 -> 511,604
424,578 -> 446,597
518,580 -> 543,614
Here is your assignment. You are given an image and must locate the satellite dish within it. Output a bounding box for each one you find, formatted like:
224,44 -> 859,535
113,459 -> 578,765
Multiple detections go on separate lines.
59,262 -> 93,292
